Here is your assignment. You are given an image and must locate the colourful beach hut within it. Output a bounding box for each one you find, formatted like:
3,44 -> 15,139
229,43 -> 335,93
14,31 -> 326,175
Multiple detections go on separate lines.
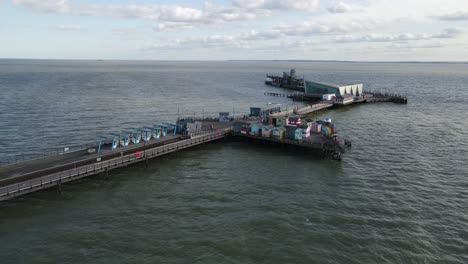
272,127 -> 286,140
287,117 -> 302,127
249,123 -> 264,136
311,122 -> 322,133
287,126 -> 303,140
262,126 -> 273,138
321,125 -> 334,137
301,125 -> 311,138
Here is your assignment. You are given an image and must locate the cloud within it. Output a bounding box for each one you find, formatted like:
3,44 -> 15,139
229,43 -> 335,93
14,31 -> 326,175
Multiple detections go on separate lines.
275,20 -> 377,36
327,2 -> 353,13
150,34 -> 255,50
13,0 -> 204,20
144,34 -> 325,53
436,10 -> 468,21
434,27 -> 465,38
12,0 -> 268,30
335,27 -> 464,42
232,0 -> 320,12
50,25 -> 82,31
208,6 -> 271,21
11,0 -> 280,34
387,41 -> 445,50
277,39 -> 321,50
214,20 -> 376,43
154,22 -> 194,32
14,0 -> 72,13
144,20 -> 377,50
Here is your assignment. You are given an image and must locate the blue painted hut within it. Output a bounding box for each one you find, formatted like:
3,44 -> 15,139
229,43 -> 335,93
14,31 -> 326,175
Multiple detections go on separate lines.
249,123 -> 264,136
286,126 -> 303,140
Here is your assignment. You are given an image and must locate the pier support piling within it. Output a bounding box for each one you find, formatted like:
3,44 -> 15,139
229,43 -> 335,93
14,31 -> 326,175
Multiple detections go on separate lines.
57,179 -> 62,194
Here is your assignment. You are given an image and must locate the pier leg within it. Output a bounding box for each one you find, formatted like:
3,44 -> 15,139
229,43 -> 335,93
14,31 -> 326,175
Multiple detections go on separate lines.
104,168 -> 109,180
57,179 -> 62,194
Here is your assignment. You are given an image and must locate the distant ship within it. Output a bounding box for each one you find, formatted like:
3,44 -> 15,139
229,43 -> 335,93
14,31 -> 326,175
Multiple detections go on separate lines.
265,68 -> 305,91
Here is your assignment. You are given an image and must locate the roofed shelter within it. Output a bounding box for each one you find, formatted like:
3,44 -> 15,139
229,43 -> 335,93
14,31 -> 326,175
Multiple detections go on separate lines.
305,81 -> 363,98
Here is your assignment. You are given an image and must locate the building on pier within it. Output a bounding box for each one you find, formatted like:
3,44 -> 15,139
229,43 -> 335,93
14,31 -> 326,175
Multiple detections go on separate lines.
265,68 -> 304,90
249,123 -> 264,136
305,81 -> 363,99
272,127 -> 286,140
334,94 -> 355,105
250,105 -> 281,117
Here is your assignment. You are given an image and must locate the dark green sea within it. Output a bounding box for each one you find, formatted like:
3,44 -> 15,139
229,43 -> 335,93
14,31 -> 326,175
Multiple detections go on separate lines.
0,60 -> 467,263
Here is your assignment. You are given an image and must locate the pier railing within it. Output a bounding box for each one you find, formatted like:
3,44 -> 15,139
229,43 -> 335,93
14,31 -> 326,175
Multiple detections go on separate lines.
0,143 -> 96,168
0,128 -> 232,201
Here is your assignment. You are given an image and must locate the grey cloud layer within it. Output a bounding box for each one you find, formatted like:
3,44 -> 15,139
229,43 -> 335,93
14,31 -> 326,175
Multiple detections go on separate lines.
232,0 -> 319,11
148,26 -> 464,51
336,28 -> 464,42
437,11 -> 468,21
147,20 -> 379,49
13,0 -> 318,26
11,0 -> 468,57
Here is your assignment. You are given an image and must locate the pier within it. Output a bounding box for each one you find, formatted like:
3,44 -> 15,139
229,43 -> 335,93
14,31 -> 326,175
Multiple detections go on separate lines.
264,70 -> 408,105
266,103 -> 333,118
0,72 -> 408,202
0,128 -> 232,201
0,112 -> 348,201
233,132 -> 344,155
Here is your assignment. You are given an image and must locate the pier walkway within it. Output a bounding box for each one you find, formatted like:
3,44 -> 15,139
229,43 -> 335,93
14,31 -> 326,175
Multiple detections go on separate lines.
0,128 -> 231,201
0,134 -> 182,183
269,103 -> 333,118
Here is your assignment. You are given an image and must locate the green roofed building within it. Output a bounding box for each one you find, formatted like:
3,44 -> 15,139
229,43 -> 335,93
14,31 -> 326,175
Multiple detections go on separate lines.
305,81 -> 363,98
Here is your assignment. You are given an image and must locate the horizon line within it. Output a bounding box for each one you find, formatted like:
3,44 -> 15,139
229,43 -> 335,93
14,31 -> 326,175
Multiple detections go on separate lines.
1,58 -> 467,64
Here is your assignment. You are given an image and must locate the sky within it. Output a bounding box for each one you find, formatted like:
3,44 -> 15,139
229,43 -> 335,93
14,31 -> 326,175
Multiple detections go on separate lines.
1,0 -> 468,61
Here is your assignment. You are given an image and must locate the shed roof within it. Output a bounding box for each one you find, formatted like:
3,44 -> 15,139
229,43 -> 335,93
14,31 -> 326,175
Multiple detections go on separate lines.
273,126 -> 286,131
250,122 -> 264,127
306,81 -> 359,88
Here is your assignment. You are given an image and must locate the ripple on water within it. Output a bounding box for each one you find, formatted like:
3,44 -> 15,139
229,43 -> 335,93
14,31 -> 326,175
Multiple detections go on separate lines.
1,61 -> 468,264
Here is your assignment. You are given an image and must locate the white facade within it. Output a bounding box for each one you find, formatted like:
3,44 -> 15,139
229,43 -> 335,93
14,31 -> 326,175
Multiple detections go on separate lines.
338,84 -> 363,97
322,94 -> 336,101
305,81 -> 363,98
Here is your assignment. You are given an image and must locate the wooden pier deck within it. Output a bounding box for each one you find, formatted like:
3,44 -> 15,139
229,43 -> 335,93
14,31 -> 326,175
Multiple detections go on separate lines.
268,103 -> 333,118
0,134 -> 182,182
0,129 -> 231,201
0,104 -> 356,203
